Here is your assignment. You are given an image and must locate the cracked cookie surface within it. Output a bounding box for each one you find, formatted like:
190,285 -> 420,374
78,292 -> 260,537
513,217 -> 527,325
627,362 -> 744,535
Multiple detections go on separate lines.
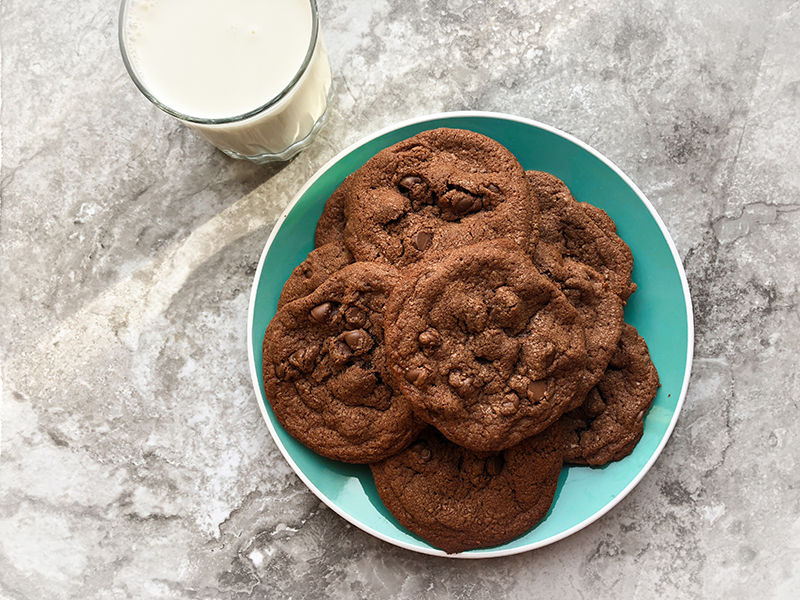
526,170 -> 636,301
533,242 -> 625,410
560,323 -> 660,466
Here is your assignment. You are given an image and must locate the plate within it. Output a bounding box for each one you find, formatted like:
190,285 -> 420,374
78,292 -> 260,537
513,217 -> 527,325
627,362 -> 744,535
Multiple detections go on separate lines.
247,112 -> 694,557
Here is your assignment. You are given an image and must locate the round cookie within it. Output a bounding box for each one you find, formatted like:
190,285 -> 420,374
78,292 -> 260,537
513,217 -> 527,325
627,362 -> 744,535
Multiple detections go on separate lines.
370,424 -> 563,554
263,262 -> 422,464
533,242 -> 624,410
276,242 -> 354,309
314,174 -> 354,248
560,323 -> 660,466
344,128 -> 536,268
385,240 -> 588,452
526,171 -> 636,301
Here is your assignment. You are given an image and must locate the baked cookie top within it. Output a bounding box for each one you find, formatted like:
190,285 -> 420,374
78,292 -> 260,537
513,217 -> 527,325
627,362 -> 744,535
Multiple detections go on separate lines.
560,323 -> 660,466
263,262 -> 422,463
385,240 -> 588,451
580,200 -> 639,298
276,242 -> 354,309
526,170 -> 636,301
533,242 -> 624,410
344,128 -> 536,268
370,424 -> 563,554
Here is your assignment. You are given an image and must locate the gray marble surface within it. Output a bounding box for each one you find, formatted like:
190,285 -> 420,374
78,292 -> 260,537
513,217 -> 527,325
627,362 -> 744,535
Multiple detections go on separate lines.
2,0 -> 799,597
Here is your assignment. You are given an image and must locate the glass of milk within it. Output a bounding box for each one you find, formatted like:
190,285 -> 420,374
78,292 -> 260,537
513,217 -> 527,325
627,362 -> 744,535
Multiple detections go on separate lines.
118,0 -> 333,163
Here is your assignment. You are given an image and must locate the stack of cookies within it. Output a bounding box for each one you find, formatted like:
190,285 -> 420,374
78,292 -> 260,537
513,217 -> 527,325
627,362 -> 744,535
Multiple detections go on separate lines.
262,128 -> 659,554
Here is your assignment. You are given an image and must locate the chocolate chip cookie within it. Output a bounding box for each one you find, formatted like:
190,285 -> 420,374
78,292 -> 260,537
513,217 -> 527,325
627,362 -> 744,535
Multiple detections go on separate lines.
385,240 -> 588,452
344,128 -> 537,268
276,242 -> 354,309
526,171 -> 636,301
263,262 -> 422,463
560,323 -> 660,466
370,424 -> 563,554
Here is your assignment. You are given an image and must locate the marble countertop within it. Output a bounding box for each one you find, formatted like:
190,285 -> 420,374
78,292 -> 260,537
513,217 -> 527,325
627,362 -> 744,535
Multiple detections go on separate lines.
2,0 -> 798,597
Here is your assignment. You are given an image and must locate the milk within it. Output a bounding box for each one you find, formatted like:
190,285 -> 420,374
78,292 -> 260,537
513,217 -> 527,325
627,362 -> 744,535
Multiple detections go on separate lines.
120,0 -> 332,162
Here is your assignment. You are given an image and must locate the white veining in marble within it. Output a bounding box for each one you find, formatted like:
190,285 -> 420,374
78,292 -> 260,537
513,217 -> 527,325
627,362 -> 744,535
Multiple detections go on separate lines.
2,0 -> 799,598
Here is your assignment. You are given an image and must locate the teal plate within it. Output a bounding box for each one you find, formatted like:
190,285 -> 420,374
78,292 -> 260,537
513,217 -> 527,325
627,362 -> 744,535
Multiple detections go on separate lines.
247,112 -> 694,558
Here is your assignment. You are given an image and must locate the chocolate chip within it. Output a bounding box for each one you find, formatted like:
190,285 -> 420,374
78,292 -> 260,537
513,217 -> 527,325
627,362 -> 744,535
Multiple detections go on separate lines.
343,329 -> 366,350
487,183 -> 500,194
302,266 -> 314,279
528,380 -> 547,402
404,368 -> 425,384
448,370 -> 473,394
418,328 -> 440,347
454,194 -> 476,213
410,441 -> 432,461
413,230 -> 433,251
485,454 -> 504,476
309,302 -> 332,323
636,410 -> 644,421
289,347 -> 318,372
275,363 -> 286,379
344,306 -> 366,328
399,175 -> 423,190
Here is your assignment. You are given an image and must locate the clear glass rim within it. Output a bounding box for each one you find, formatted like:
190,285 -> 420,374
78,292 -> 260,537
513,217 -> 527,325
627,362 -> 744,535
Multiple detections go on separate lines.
118,0 -> 321,125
